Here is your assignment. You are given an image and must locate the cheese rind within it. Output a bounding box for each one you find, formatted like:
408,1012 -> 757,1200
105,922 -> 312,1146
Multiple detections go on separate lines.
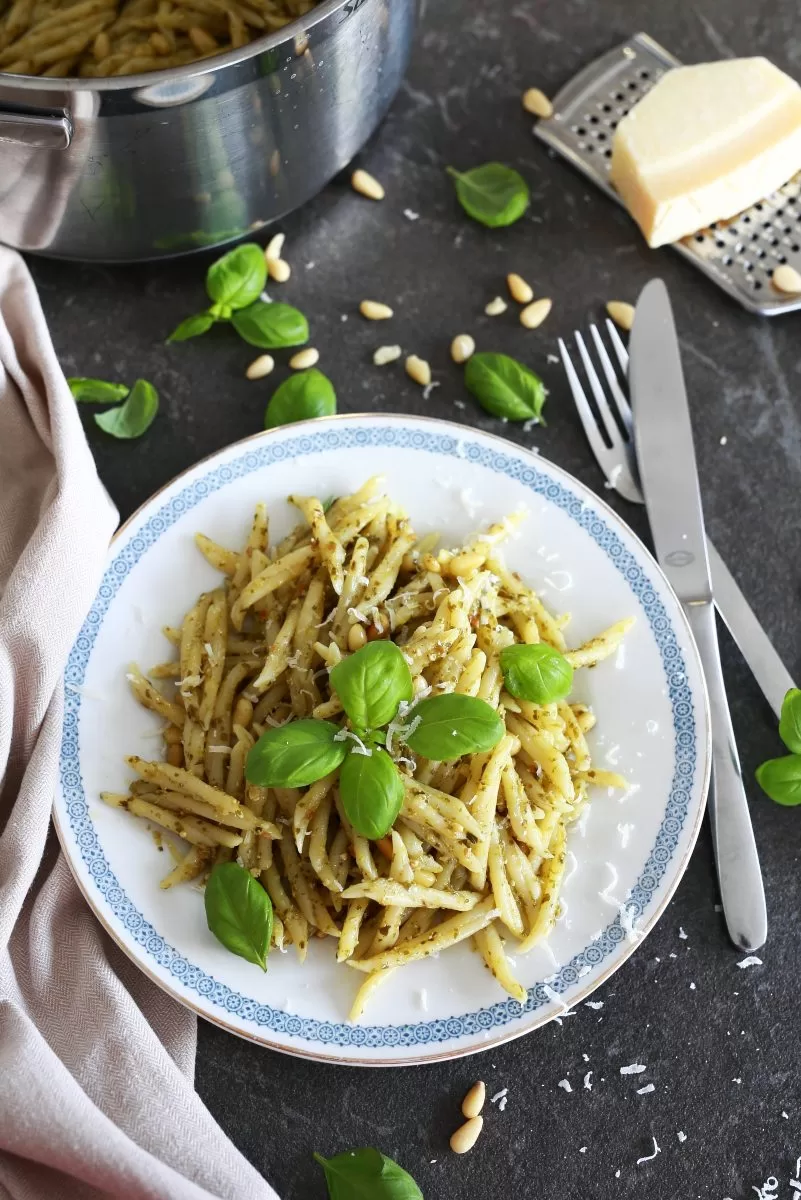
610,57 -> 801,247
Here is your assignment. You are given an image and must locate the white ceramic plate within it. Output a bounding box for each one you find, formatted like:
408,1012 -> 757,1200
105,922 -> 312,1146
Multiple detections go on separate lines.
55,414 -> 710,1066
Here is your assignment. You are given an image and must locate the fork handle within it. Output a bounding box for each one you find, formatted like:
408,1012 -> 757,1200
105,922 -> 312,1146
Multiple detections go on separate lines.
686,601 -> 767,952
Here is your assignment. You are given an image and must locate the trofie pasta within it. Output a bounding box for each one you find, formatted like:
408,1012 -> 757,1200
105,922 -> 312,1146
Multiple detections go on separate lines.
0,0 -> 317,78
102,477 -> 633,1020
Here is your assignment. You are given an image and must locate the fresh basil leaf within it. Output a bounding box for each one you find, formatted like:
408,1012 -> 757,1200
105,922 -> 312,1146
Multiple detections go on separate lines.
204,862 -> 272,970
67,377 -> 129,404
167,313 -> 215,343
464,352 -> 547,422
778,688 -> 801,755
330,641 -> 413,730
314,1148 -> 423,1200
339,749 -> 404,840
231,301 -> 309,349
499,642 -> 573,704
405,693 -> 504,761
264,369 -> 337,430
755,754 -> 801,806
94,378 -> 158,439
446,162 -> 529,228
206,242 -> 267,310
322,495 -> 337,513
246,718 -> 347,788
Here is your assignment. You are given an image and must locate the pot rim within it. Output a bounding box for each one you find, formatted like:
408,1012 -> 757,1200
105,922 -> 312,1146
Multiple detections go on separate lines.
0,0 -> 350,93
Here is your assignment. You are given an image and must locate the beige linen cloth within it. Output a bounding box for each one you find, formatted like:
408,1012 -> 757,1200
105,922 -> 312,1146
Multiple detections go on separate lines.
0,247 -> 279,1200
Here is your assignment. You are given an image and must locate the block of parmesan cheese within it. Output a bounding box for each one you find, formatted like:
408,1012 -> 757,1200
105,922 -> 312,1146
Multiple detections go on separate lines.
610,57 -> 801,247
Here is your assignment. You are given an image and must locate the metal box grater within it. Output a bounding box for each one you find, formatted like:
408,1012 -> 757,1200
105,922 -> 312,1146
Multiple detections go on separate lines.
534,32 -> 801,317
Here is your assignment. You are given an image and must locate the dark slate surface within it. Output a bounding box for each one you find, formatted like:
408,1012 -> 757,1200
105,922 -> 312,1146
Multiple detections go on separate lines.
28,0 -> 801,1195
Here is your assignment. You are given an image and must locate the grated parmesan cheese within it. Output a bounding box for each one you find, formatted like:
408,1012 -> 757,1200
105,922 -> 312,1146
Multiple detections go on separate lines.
333,729 -> 372,756
636,1084 -> 655,1095
620,1063 -> 646,1075
736,955 -> 763,969
583,1071 -> 593,1091
557,1079 -> 572,1093
490,1087 -> 508,1104
636,1137 -> 660,1166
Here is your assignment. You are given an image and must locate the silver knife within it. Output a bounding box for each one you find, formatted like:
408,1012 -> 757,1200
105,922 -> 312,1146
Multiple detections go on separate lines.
629,279 -> 767,953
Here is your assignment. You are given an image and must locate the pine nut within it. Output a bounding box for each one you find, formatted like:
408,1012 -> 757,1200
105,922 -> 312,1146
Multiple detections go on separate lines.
347,623 -> 368,651
289,347 -> 319,370
772,264 -> 801,294
267,257 -> 291,283
351,169 -> 385,201
93,30 -> 111,58
450,334 -> 475,364
360,300 -> 394,320
166,744 -> 184,768
405,355 -> 432,387
520,297 -> 552,329
265,232 -> 285,261
450,1115 -> 483,1154
188,25 -> 217,53
233,697 -> 253,727
373,345 -> 402,366
485,296 -> 507,316
245,354 -> 275,380
522,87 -> 553,119
606,300 -> 635,331
507,273 -> 534,304
461,1080 -> 486,1119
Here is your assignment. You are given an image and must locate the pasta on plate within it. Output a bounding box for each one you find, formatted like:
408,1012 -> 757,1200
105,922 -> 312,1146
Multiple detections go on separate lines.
102,476 -> 633,1020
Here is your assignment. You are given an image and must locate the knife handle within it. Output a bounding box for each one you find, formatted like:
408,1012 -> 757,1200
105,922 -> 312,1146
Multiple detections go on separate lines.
686,603 -> 767,952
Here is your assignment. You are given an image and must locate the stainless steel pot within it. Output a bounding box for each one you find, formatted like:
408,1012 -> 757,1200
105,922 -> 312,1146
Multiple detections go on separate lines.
0,0 -> 415,261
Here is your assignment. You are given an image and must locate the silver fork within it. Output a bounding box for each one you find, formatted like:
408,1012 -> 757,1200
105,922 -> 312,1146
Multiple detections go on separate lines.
559,320 -> 795,722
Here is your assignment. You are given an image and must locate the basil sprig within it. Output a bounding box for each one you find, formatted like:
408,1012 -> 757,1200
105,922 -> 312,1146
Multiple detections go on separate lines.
778,687 -> 801,755
231,301 -> 309,349
330,641 -> 413,730
67,377 -> 129,404
246,719 -> 348,788
447,162 -> 529,227
756,688 -> 801,805
405,693 -> 504,760
265,369 -> 337,429
204,862 -> 273,970
314,1148 -> 423,1200
500,642 -> 573,705
166,241 -> 310,351
339,749 -> 405,840
245,641 -> 503,842
206,242 -> 266,310
464,352 -> 547,423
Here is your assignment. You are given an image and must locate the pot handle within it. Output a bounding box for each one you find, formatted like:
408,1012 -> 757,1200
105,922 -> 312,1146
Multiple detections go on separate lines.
0,108 -> 72,150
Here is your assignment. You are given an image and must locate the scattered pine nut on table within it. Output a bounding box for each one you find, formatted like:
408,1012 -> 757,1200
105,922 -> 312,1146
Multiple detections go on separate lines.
266,258 -> 291,283
450,333 -> 475,363
373,345 -> 403,365
360,300 -> 394,320
289,348 -> 319,370
461,1080 -> 486,1119
485,296 -> 507,316
450,1115 -> 484,1154
522,86 -> 553,118
405,355 -> 432,386
245,355 -> 275,381
520,297 -> 552,329
507,273 -> 534,304
351,169 -> 385,200
606,300 -> 635,331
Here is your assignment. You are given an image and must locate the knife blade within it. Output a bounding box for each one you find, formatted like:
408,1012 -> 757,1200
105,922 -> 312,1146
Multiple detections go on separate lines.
630,278 -> 767,953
